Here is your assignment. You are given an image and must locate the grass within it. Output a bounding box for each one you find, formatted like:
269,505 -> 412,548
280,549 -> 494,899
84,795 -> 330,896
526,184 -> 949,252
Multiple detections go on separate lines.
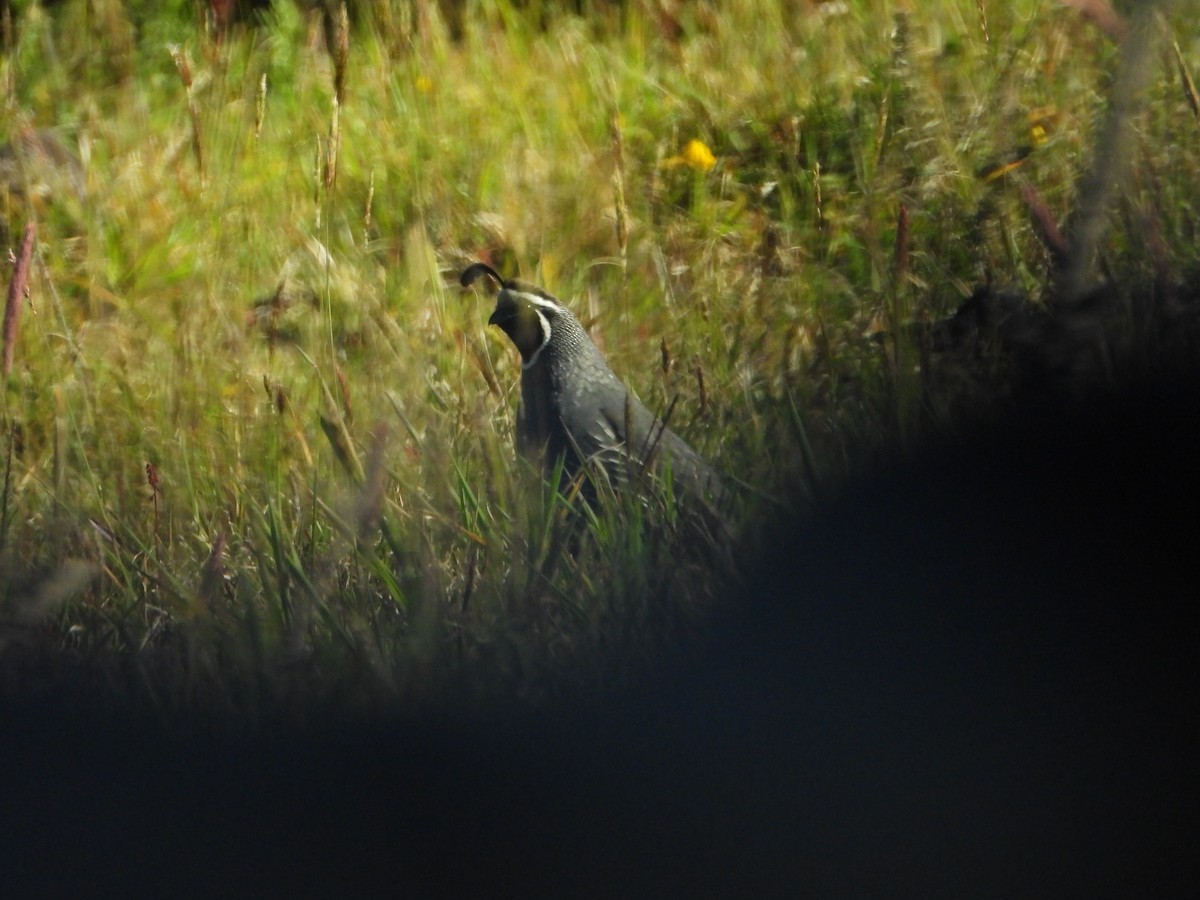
1,0 -> 1198,724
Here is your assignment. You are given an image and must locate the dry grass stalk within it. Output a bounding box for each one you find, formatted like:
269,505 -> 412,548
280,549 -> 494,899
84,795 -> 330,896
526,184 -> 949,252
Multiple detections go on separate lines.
1171,38 -> 1200,123
335,366 -> 354,424
356,425 -> 389,538
3,222 -> 35,379
199,533 -> 227,608
321,3 -> 350,190
364,169 -> 375,235
611,112 -> 629,263
693,363 -> 708,417
976,0 -> 990,44
255,73 -> 268,140
320,380 -> 362,483
324,98 -> 341,189
1020,183 -> 1071,268
893,203 -> 910,284
332,2 -> 350,107
169,44 -> 204,174
146,461 -> 163,558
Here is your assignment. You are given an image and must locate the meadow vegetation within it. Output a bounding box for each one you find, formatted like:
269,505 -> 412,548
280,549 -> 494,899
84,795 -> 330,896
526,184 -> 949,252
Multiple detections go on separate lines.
1,0 -> 1197,724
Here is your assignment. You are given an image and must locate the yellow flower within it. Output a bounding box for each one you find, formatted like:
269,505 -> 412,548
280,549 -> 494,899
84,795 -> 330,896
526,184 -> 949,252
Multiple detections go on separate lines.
1027,105 -> 1058,146
415,74 -> 433,94
665,139 -> 717,173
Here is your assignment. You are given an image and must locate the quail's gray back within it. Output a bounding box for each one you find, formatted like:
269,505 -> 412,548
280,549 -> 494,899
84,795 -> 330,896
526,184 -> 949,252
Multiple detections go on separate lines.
462,263 -> 723,504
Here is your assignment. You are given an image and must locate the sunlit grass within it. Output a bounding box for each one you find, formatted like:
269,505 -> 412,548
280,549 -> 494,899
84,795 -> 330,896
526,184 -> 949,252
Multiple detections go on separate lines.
2,0 -> 1198,720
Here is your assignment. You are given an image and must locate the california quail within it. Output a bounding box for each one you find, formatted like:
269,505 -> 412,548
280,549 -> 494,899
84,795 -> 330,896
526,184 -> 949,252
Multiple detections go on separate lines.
462,262 -> 724,505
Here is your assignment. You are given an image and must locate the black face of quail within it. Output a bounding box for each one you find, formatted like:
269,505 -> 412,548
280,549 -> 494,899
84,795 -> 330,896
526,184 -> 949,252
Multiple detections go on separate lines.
487,289 -> 553,366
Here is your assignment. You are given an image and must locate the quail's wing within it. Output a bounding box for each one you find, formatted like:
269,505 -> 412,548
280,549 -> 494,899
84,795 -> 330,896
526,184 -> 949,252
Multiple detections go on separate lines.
567,402 -> 624,469
598,390 -> 725,500
596,391 -> 661,462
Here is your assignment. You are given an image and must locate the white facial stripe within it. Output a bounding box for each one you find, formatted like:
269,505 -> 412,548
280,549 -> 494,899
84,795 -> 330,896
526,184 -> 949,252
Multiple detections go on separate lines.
522,308 -> 552,369
515,292 -> 563,314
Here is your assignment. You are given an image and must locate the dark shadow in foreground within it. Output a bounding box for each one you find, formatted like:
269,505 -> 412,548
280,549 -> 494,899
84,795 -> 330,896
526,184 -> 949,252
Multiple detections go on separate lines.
2,375 -> 1197,897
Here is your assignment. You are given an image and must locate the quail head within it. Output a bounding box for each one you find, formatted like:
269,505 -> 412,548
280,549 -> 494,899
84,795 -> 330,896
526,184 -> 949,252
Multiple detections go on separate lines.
462,262 -> 724,504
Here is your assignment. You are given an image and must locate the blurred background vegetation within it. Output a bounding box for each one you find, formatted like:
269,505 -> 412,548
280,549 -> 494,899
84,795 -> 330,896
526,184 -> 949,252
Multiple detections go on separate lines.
1,0 -> 1197,724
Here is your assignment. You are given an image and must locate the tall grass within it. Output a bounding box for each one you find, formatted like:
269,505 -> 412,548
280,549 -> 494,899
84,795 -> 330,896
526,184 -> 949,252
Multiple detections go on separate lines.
1,0 -> 1198,721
